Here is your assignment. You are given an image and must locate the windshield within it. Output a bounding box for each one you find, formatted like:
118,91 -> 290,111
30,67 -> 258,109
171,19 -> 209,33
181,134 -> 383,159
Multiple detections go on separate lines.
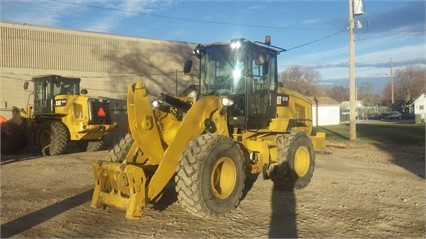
199,43 -> 276,97
53,78 -> 80,95
32,76 -> 80,114
195,40 -> 280,129
200,44 -> 248,96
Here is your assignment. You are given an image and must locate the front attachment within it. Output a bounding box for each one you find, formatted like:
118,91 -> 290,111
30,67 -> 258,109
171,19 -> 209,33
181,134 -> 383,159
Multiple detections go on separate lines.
91,160 -> 147,220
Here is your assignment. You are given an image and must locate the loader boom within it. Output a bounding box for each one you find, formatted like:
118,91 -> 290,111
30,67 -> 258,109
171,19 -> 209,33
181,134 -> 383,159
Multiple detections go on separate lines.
92,81 -> 231,219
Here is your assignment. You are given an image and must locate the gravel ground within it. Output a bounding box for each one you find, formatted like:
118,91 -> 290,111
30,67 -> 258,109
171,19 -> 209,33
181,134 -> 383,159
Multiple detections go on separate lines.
1,142 -> 425,238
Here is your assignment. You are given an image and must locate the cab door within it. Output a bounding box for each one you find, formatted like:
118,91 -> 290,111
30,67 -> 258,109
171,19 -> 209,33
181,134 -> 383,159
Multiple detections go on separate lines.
33,78 -> 54,114
246,53 -> 277,130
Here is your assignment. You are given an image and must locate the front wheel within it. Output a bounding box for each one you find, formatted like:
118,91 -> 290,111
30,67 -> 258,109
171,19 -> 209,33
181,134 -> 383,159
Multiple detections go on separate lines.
36,121 -> 69,156
272,131 -> 315,190
105,133 -> 134,163
175,134 -> 246,218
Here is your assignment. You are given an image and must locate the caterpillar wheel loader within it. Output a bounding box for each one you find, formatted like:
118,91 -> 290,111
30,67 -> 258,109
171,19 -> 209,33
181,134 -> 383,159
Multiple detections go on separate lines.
91,36 -> 326,220
1,75 -> 118,156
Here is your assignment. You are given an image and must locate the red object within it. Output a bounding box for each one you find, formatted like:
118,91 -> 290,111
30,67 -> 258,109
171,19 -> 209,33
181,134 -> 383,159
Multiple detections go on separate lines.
0,115 -> 7,124
97,107 -> 106,117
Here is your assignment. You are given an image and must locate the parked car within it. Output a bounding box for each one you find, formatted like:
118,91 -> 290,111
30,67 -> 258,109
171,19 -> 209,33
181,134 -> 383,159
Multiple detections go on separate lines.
379,112 -> 390,120
387,111 -> 402,120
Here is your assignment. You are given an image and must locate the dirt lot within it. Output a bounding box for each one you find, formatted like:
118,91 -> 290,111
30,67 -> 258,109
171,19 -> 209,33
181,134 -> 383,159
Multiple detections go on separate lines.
1,142 -> 425,238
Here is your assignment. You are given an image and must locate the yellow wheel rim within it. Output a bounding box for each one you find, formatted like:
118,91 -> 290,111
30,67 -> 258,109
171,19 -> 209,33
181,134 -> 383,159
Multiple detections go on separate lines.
210,157 -> 237,199
294,146 -> 310,177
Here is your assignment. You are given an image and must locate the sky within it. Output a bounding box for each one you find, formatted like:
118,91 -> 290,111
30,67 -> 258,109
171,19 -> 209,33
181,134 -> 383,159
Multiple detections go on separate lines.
1,0 -> 425,93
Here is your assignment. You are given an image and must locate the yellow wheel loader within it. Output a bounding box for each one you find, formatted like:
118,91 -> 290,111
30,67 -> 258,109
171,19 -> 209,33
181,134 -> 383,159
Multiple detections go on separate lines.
1,75 -> 118,156
91,37 -> 326,220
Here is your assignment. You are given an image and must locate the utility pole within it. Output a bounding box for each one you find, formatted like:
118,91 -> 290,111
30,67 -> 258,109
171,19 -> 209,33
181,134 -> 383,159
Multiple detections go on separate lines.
349,0 -> 356,141
390,57 -> 394,105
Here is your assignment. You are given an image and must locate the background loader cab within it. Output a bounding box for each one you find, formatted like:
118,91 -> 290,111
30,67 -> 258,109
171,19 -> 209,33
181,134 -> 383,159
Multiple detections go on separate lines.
27,75 -> 83,115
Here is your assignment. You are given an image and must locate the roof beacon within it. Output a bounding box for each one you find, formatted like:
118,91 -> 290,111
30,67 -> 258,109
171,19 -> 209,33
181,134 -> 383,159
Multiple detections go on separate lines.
265,35 -> 271,45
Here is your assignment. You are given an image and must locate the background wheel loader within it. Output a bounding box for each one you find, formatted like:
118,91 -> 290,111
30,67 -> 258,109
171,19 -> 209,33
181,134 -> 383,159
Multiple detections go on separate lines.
91,36 -> 326,220
1,75 -> 118,156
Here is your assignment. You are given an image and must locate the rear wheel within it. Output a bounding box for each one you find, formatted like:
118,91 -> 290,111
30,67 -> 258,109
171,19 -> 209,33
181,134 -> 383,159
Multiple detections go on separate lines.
77,139 -> 104,152
272,131 -> 315,190
175,134 -> 246,218
1,122 -> 26,154
36,121 -> 68,156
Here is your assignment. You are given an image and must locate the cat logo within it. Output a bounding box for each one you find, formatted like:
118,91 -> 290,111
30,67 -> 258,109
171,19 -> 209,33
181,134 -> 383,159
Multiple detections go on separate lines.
55,99 -> 67,107
277,94 -> 289,106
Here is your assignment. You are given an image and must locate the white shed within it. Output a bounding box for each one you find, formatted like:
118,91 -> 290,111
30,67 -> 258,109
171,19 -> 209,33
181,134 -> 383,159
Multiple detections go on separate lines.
413,93 -> 426,123
310,96 -> 341,126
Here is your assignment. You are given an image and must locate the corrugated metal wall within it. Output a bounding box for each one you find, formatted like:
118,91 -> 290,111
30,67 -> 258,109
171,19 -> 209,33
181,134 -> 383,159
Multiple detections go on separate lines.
1,23 -> 195,73
0,22 -> 198,105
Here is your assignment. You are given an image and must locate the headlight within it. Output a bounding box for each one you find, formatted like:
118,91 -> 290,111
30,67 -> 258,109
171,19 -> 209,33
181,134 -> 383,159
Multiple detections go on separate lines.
152,100 -> 160,108
221,97 -> 234,106
231,41 -> 241,49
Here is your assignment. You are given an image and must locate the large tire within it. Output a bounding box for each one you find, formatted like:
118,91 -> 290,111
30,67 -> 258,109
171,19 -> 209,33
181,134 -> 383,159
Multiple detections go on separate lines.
1,122 -> 26,154
175,134 -> 246,218
272,131 -> 315,190
36,121 -> 69,156
106,133 -> 133,163
77,139 -> 104,152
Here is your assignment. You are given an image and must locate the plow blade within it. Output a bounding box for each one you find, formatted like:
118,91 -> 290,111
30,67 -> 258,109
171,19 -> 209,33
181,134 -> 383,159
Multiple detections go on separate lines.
91,160 -> 147,220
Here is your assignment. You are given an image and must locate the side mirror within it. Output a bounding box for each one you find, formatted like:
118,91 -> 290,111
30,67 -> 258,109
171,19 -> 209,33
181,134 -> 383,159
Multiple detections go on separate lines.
23,81 -> 29,90
183,60 -> 193,74
81,89 -> 88,95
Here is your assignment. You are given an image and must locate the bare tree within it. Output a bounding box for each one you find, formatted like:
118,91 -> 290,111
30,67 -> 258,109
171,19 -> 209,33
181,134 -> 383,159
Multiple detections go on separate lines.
382,65 -> 426,106
279,66 -> 321,96
323,85 -> 349,102
396,65 -> 426,103
357,82 -> 382,106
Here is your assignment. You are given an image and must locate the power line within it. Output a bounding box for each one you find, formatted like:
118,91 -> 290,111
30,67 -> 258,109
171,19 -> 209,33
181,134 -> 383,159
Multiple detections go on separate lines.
286,29 -> 347,51
45,0 -> 338,31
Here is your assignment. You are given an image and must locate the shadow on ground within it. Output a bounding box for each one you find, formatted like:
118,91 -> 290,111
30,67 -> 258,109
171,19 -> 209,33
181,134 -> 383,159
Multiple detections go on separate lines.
0,189 -> 93,238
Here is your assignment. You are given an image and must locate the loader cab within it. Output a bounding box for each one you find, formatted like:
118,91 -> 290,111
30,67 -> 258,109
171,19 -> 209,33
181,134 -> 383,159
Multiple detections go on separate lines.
187,37 -> 285,130
31,75 -> 81,114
